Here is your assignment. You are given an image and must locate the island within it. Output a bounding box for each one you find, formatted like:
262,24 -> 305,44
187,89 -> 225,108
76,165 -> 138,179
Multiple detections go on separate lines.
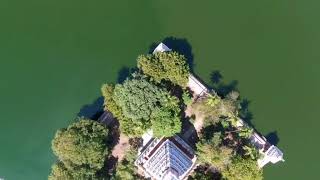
48,43 -> 284,180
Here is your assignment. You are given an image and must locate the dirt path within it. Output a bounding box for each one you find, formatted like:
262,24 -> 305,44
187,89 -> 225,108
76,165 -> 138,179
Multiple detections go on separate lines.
111,133 -> 129,161
185,104 -> 205,133
183,104 -> 205,140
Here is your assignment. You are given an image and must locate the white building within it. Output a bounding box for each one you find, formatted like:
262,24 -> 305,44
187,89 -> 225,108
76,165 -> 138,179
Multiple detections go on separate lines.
236,118 -> 285,168
135,135 -> 196,180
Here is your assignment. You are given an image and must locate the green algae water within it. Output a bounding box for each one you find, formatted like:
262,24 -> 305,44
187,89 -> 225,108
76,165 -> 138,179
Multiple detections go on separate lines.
0,0 -> 319,179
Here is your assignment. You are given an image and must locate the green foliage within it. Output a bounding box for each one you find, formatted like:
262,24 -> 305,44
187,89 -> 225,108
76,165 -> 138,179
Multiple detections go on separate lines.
243,145 -> 260,160
101,84 -> 123,119
49,162 -> 98,180
113,78 -> 181,137
51,119 -> 108,176
196,132 -> 234,170
206,93 -> 221,107
226,90 -> 240,101
238,127 -> 253,139
182,90 -> 193,106
188,165 -> 221,180
193,94 -> 238,124
222,156 -> 263,180
113,148 -> 145,180
118,117 -> 146,137
151,107 -> 182,137
137,51 -> 190,87
114,78 -> 166,121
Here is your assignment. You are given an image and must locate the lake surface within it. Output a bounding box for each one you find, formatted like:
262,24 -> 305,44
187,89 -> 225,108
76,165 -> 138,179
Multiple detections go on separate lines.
0,0 -> 319,179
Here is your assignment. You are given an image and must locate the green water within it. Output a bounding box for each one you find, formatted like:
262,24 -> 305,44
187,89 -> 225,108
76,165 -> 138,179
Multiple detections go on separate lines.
0,0 -> 319,179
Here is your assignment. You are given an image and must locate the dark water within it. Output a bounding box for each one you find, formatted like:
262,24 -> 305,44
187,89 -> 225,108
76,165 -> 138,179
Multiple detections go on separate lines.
0,1 -> 319,179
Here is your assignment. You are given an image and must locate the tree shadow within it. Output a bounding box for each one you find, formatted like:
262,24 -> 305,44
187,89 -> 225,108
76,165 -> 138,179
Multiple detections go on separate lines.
210,70 -> 223,84
189,164 -> 222,180
98,155 -> 118,179
77,97 -> 104,120
149,37 -> 195,72
239,98 -> 254,127
209,70 -> 255,127
265,131 -> 280,146
178,118 -> 199,150
117,67 -> 131,83
117,66 -> 139,83
210,70 -> 238,97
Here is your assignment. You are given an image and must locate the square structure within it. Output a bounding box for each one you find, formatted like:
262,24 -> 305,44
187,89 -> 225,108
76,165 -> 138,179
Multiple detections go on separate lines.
135,136 -> 196,180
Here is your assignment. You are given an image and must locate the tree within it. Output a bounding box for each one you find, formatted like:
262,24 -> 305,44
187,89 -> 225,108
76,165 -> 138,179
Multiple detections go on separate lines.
238,127 -> 253,139
137,51 -> 190,87
182,89 -> 193,106
243,145 -> 260,160
226,90 -> 240,101
49,162 -> 98,180
192,94 -> 238,124
196,132 -> 234,170
101,84 -> 123,119
113,78 -> 181,137
188,165 -> 222,180
51,119 -> 108,173
113,78 -> 166,121
113,147 -> 145,180
222,156 -> 263,180
206,93 -> 221,107
151,107 -> 181,137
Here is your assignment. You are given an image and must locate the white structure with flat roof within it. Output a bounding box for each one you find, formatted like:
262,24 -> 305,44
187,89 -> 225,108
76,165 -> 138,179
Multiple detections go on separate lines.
235,118 -> 285,168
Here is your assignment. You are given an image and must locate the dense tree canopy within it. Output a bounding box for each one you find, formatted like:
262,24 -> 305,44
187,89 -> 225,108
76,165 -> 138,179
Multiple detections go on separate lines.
49,162 -> 97,180
188,165 -> 222,180
113,148 -> 137,180
112,78 -> 181,137
182,89 -> 193,106
113,78 -> 165,121
51,119 -> 108,177
222,156 -> 263,180
196,132 -> 234,170
151,107 -> 181,137
101,84 -> 123,119
192,93 -> 239,124
137,51 -> 190,87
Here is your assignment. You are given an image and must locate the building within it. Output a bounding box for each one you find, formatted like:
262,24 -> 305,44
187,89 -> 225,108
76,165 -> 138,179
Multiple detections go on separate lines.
135,135 -> 196,180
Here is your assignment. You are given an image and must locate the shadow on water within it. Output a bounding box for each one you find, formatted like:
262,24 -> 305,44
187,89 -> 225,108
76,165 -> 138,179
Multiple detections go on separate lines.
210,70 -> 238,97
77,97 -> 104,120
117,66 -> 139,83
239,98 -> 254,127
117,67 -> 131,83
210,70 -> 254,127
209,70 -> 281,145
265,131 -> 280,146
149,37 -> 195,72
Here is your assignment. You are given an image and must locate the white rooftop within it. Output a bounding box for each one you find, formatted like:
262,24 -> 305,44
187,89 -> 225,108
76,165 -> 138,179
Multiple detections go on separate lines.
153,42 -> 172,54
135,136 -> 196,180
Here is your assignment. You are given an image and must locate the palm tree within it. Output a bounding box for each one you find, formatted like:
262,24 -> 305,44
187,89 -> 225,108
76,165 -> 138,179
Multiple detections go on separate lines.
238,127 -> 253,138
243,145 -> 260,160
206,93 -> 221,107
